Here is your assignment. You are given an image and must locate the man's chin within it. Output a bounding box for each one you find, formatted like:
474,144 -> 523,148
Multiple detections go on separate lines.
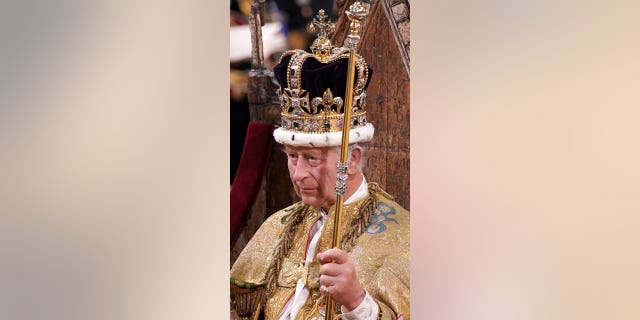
300,197 -> 336,210
300,197 -> 319,207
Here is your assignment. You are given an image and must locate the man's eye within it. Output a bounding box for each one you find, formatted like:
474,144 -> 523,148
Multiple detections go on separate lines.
307,157 -> 322,165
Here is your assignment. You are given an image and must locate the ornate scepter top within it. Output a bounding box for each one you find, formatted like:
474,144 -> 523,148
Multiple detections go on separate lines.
344,0 -> 370,50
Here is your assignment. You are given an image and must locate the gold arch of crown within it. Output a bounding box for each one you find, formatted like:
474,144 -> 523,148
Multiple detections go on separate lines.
276,48 -> 369,133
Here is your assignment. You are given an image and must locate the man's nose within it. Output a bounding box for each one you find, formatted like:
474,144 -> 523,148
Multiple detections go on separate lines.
291,157 -> 310,181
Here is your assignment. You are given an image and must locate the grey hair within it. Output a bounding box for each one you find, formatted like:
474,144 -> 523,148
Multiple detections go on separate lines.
336,143 -> 367,172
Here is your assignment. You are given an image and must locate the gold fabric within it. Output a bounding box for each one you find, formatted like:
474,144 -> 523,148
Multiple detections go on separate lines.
230,183 -> 410,319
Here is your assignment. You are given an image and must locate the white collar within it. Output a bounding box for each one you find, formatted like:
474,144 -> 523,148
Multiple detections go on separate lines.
344,175 -> 368,205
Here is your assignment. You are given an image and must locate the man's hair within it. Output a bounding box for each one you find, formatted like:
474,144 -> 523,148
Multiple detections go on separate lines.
336,143 -> 367,173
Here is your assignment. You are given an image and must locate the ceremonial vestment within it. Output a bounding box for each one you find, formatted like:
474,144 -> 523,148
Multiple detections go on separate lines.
231,182 -> 410,320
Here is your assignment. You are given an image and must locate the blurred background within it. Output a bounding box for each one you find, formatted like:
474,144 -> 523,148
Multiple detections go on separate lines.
1,1 -> 226,319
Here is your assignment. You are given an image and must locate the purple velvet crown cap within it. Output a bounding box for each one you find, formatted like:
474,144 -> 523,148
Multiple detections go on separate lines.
273,54 -> 373,100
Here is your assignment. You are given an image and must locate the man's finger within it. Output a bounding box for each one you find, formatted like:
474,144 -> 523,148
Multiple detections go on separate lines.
319,274 -> 338,287
317,248 -> 348,264
319,262 -> 342,276
320,285 -> 331,296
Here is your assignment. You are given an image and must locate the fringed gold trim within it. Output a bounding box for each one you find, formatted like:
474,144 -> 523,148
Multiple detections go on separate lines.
231,287 -> 266,318
376,303 -> 384,320
251,303 -> 261,320
264,205 -> 310,296
340,184 -> 379,251
368,182 -> 394,201
232,204 -> 314,318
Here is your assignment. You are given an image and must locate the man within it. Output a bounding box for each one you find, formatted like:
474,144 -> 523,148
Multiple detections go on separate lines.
230,9 -> 409,320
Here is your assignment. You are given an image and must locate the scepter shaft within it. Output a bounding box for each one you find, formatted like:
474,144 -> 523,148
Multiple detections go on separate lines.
326,9 -> 365,320
326,2 -> 368,318
326,44 -> 357,320
331,46 -> 357,249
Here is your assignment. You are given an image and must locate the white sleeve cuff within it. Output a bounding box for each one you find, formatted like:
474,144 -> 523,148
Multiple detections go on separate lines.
339,291 -> 379,320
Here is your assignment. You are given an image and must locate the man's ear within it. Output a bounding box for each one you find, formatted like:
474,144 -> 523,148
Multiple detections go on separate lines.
347,147 -> 362,175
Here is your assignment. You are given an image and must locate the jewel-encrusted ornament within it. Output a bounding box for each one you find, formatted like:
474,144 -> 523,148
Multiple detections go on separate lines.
281,118 -> 291,129
322,120 -> 331,132
305,120 -> 319,131
272,9 -> 375,147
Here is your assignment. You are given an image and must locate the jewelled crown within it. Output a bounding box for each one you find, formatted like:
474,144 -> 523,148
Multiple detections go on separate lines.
272,9 -> 374,147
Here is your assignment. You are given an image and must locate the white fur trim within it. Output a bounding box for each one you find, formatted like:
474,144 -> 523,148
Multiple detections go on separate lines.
273,123 -> 374,147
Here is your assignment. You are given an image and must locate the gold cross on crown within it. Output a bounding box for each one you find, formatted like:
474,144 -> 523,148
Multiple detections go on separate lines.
307,10 -> 336,61
308,10 -> 335,38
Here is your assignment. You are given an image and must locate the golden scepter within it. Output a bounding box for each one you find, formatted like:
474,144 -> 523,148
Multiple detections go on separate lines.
326,1 -> 369,319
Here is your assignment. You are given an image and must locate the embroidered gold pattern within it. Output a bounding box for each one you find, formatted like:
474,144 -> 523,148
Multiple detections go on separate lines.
230,184 -> 410,319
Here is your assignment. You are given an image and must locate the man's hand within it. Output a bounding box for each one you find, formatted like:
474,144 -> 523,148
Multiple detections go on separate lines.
316,248 -> 366,312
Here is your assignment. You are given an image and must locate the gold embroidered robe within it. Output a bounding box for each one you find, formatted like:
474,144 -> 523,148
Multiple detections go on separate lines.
230,183 -> 410,320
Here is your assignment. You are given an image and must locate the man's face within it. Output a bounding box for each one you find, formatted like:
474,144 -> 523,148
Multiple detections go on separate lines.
284,145 -> 338,209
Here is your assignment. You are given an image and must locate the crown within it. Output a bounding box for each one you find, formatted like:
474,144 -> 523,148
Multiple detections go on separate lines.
272,9 -> 374,147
